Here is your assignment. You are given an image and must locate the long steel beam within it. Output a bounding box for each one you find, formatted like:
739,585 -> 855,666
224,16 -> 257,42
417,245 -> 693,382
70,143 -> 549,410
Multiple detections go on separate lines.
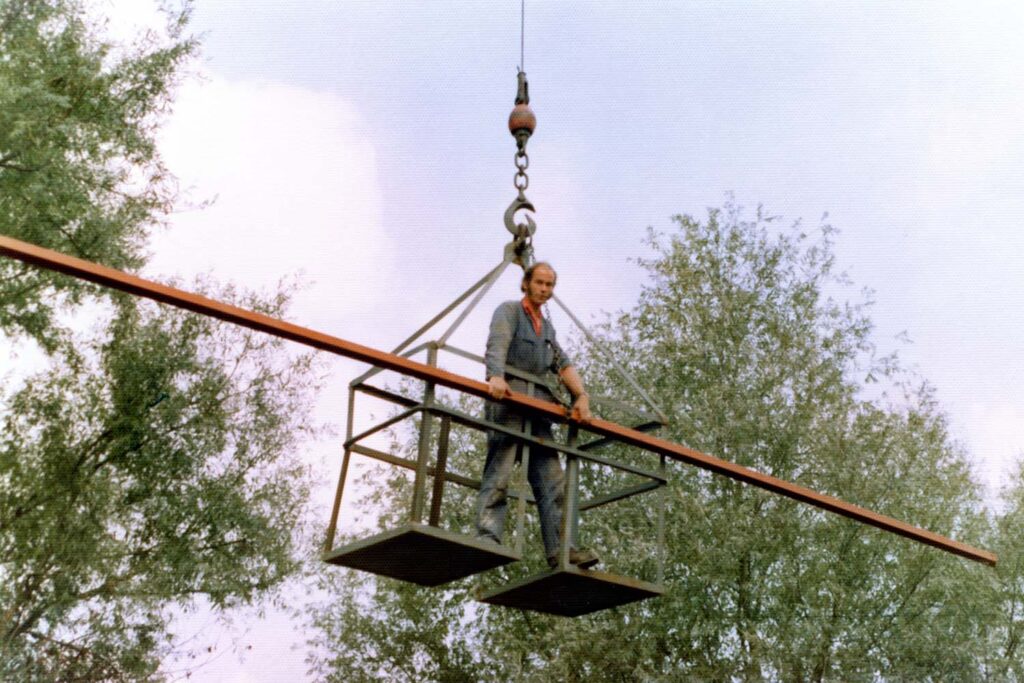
0,235 -> 997,566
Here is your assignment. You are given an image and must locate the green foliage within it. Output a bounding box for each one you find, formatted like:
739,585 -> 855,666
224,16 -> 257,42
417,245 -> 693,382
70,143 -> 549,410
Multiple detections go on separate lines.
0,0 -> 194,350
0,287 -> 322,680
0,2 -> 326,678
308,569 -> 481,683
978,464 -> 1024,681
307,202 -> 1018,681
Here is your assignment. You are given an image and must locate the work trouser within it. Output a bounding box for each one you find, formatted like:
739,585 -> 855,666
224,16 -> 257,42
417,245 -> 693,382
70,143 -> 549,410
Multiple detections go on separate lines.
475,399 -> 569,559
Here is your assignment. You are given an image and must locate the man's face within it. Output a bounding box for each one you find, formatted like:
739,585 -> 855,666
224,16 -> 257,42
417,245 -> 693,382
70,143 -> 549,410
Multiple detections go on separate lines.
525,265 -> 556,307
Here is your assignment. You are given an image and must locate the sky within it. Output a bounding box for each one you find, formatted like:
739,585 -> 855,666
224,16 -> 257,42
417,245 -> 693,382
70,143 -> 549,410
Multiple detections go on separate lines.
72,0 -> 1024,679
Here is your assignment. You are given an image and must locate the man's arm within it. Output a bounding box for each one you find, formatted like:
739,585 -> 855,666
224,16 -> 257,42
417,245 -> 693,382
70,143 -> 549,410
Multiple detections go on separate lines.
485,303 -> 515,400
559,365 -> 592,422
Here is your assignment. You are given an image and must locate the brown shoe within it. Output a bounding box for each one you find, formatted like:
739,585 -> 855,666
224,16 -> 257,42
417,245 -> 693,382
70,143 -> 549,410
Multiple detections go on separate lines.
547,548 -> 601,570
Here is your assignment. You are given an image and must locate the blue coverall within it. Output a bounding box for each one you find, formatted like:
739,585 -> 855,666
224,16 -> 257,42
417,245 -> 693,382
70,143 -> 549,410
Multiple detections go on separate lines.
475,300 -> 573,558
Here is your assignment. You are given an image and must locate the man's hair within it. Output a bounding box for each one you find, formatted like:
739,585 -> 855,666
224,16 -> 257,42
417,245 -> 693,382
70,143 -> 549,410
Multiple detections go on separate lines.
521,261 -> 557,293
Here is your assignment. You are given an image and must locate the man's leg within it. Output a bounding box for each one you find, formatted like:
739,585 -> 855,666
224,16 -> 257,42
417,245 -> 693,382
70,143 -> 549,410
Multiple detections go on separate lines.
527,442 -> 566,559
475,404 -> 520,544
529,422 -> 601,569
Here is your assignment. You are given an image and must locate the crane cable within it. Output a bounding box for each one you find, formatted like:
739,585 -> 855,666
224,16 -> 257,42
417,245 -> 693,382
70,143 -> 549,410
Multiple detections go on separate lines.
504,0 -> 537,265
520,0 -> 525,72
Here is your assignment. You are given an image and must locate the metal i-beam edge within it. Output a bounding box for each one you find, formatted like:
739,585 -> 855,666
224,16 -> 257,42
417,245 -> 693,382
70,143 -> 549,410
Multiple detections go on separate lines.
0,235 -> 996,567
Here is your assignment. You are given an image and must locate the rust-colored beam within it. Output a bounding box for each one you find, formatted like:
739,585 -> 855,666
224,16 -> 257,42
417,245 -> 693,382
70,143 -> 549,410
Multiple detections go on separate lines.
0,234 -> 997,566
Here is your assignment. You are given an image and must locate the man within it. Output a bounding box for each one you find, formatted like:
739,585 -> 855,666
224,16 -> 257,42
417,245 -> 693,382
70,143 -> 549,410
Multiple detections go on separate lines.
475,261 -> 600,569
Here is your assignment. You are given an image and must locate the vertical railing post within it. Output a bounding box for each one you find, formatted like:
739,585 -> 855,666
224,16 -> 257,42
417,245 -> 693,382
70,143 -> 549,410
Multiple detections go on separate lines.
657,454 -> 667,584
410,345 -> 437,523
513,380 -> 534,556
557,424 -> 580,569
428,415 -> 451,527
324,386 -> 358,553
512,442 -> 528,554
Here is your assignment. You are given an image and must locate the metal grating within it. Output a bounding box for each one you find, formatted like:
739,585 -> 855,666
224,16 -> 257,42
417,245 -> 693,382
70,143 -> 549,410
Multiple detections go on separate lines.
478,566 -> 665,616
322,523 -> 519,586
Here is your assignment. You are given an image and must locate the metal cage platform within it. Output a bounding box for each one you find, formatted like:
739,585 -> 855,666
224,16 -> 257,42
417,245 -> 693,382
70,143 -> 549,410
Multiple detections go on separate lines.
477,565 -> 665,616
321,259 -> 671,608
323,523 -> 519,586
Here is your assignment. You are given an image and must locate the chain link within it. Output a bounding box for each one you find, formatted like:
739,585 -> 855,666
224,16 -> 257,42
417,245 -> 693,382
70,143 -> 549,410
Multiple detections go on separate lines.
514,149 -> 530,191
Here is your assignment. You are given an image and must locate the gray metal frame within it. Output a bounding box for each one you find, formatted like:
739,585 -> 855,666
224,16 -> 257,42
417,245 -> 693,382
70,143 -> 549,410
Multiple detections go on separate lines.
324,259 -> 670,586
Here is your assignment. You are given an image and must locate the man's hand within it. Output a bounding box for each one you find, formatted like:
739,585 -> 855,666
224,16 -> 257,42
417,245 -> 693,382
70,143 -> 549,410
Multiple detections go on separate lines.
559,366 -> 592,423
488,376 -> 511,400
571,393 -> 592,423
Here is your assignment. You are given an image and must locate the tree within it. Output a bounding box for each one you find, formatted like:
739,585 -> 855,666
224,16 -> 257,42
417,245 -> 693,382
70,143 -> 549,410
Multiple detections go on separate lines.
978,462 -> 1024,681
307,202 -> 1002,681
0,0 -> 191,351
0,2 -> 324,678
593,205 -> 991,680
1,287 -> 322,680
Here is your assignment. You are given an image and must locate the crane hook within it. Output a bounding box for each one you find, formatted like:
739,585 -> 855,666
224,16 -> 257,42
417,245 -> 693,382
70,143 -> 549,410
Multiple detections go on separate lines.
504,191 -> 536,239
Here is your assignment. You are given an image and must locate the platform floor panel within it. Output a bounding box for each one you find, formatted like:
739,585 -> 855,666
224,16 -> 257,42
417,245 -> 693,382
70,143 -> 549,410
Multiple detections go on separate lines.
477,566 -> 664,616
323,523 -> 520,586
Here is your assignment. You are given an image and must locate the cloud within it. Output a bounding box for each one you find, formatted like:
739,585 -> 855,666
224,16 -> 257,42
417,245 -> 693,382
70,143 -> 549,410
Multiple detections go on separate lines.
149,75 -> 393,339
92,0 -> 167,43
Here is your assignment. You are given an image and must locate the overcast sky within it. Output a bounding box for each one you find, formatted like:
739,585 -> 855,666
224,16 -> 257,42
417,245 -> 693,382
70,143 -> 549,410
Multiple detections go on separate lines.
90,1 -> 1024,680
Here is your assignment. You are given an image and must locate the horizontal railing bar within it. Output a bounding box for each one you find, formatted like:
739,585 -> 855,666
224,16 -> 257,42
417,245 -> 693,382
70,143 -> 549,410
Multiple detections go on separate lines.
354,380 -> 664,481
346,380 -> 666,482
352,383 -> 419,408
438,343 -> 561,394
439,343 -> 658,421
343,406 -> 420,449
348,444 -> 532,501
349,387 -> 664,488
579,480 -> 664,511
422,404 -> 668,483
348,444 -> 481,490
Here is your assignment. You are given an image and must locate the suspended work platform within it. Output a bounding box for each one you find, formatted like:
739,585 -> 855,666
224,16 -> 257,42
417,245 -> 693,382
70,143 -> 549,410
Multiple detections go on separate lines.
478,566 -> 665,617
319,253 -> 672,613
0,43 -> 999,624
323,522 -> 519,586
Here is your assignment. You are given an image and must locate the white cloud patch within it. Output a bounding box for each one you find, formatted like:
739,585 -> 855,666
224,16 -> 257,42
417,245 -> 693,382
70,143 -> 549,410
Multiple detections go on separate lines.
91,0 -> 167,41
149,76 -> 393,340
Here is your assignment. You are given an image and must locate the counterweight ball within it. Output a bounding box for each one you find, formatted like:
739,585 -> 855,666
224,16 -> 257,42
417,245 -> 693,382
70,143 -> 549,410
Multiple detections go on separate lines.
508,103 -> 536,137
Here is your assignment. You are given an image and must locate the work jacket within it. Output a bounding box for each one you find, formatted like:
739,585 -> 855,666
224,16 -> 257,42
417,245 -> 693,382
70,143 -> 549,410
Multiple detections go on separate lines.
485,300 -> 572,402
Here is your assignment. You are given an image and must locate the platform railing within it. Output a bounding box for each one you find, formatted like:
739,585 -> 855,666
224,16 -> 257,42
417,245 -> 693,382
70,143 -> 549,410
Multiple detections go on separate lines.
324,339 -> 669,585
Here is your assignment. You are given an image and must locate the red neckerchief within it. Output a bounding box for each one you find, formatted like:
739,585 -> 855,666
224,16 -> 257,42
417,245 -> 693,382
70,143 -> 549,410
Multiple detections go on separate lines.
521,297 -> 543,336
